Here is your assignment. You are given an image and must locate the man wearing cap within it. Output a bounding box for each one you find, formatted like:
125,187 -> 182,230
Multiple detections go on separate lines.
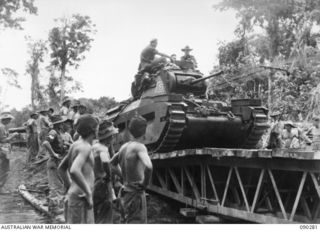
0,112 -> 19,194
58,115 -> 99,224
138,39 -> 170,72
180,45 -> 198,69
43,115 -> 73,215
110,116 -> 153,223
91,120 -> 119,223
26,112 -> 39,163
282,121 -> 311,149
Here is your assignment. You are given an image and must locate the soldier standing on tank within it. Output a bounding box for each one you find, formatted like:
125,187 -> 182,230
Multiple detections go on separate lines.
180,46 -> 198,69
138,39 -> 170,72
0,112 -> 19,194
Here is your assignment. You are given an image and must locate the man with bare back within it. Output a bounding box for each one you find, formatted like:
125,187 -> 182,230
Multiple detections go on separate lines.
58,115 -> 99,224
110,116 -> 153,224
92,120 -> 118,223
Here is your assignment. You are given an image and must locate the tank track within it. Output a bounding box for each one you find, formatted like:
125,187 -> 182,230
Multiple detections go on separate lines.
150,103 -> 186,153
243,108 -> 269,149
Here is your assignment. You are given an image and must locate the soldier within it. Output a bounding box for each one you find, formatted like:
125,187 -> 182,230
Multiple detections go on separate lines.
73,99 -> 94,141
36,107 -> 52,160
170,54 -> 177,63
60,97 -> 71,117
92,120 -> 119,223
138,39 -> 170,72
42,115 -> 73,215
282,121 -> 311,149
26,112 -> 39,163
306,116 -> 320,150
58,115 -> 99,224
180,45 -> 198,69
48,108 -> 54,122
70,100 -> 80,121
110,116 -> 153,223
0,112 -> 19,194
37,107 -> 52,145
267,111 -> 283,149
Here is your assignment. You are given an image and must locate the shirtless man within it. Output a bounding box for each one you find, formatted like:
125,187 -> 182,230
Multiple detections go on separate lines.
92,120 -> 119,223
110,116 -> 153,223
58,115 -> 99,224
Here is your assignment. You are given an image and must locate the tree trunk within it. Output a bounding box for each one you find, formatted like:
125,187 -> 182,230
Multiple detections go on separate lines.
60,67 -> 66,103
268,73 -> 272,110
31,76 -> 35,110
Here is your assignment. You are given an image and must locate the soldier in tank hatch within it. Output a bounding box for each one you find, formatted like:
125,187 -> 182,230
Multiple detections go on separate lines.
180,45 -> 198,69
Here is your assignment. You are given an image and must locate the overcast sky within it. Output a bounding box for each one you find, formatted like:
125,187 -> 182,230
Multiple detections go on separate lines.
0,0 -> 237,110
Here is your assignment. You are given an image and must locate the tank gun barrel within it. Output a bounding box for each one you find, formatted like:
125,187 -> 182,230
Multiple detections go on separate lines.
190,70 -> 223,85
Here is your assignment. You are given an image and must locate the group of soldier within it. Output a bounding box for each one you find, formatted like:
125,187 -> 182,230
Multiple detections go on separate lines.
4,38 -> 320,225
138,38 -> 198,73
132,38 -> 198,99
267,111 -> 320,150
0,96 -> 153,224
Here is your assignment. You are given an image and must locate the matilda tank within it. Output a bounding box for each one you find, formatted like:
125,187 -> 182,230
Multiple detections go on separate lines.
106,62 -> 269,153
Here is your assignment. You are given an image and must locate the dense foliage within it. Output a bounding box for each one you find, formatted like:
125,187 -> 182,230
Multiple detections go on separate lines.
0,0 -> 37,30
211,0 -> 320,121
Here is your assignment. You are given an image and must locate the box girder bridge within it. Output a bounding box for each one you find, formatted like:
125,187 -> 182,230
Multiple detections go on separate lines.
148,148 -> 320,223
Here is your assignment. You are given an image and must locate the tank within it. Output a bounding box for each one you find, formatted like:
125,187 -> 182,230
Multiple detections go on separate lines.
107,63 -> 269,153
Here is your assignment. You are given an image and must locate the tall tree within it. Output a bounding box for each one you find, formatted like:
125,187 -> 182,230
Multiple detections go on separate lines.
214,0 -> 320,60
48,14 -> 96,102
213,0 -> 320,120
26,38 -> 47,110
0,0 -> 37,30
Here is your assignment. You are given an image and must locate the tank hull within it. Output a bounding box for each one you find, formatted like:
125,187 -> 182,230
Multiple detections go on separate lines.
110,95 -> 268,153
